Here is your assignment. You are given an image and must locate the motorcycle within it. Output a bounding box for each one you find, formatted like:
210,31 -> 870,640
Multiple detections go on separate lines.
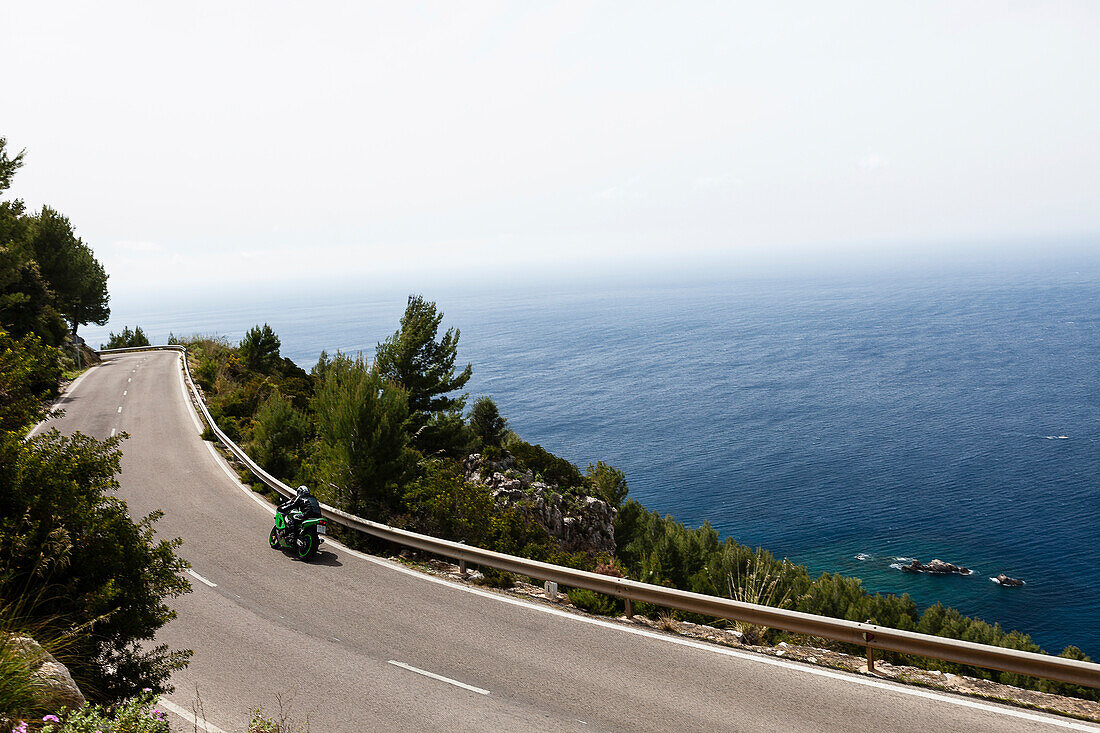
269,509 -> 327,561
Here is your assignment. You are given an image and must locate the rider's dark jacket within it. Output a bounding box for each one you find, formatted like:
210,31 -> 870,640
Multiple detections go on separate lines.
279,491 -> 322,519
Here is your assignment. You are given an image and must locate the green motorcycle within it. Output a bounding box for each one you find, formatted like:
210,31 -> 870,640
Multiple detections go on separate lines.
269,509 -> 327,561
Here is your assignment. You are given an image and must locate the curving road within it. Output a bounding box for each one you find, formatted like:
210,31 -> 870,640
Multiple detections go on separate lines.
43,352 -> 1097,732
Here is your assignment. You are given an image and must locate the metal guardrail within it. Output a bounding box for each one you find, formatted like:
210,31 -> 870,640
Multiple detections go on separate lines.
99,345 -> 1100,690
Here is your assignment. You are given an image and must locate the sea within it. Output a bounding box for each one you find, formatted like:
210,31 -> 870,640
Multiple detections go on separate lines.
85,258 -> 1100,658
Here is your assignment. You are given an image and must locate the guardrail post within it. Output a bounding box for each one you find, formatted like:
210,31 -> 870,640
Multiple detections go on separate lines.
624,598 -> 633,619
459,559 -> 467,575
864,629 -> 876,673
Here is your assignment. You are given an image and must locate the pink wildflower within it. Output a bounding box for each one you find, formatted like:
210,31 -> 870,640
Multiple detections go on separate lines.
43,714 -> 60,723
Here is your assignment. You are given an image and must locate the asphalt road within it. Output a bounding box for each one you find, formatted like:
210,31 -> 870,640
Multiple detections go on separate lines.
42,352 -> 1098,732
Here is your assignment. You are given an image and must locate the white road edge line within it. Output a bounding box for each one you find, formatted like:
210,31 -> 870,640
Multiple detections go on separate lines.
194,397 -> 1099,731
388,660 -> 490,695
63,364 -> 95,395
186,569 -> 217,588
157,698 -> 228,733
204,442 -> 274,515
177,353 -> 204,433
26,365 -> 97,438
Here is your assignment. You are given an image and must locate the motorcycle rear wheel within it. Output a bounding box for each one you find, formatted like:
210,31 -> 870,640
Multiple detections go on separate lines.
296,532 -> 317,561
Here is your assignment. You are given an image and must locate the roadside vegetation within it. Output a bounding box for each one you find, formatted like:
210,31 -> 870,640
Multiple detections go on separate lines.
34,692 -> 169,733
1,137 -> 192,730
177,294 -> 1096,701
101,325 -> 151,350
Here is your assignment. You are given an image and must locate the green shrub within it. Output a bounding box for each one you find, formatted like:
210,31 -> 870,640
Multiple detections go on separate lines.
249,392 -> 310,481
415,411 -> 473,460
585,461 -> 628,508
0,430 -> 191,702
480,444 -> 503,461
193,357 -> 218,391
469,396 -> 506,449
239,324 -> 281,374
508,440 -> 584,489
101,326 -> 150,350
37,691 -> 169,733
404,461 -> 495,546
0,330 -> 61,432
567,588 -> 620,617
473,568 -> 515,589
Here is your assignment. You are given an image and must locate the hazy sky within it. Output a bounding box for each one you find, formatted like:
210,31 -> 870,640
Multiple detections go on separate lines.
2,2 -> 1098,294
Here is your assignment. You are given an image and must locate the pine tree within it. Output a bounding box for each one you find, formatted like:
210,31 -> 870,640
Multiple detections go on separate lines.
375,295 -> 472,450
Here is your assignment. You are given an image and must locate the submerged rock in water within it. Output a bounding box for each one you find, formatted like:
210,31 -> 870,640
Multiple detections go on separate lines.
901,558 -> 971,575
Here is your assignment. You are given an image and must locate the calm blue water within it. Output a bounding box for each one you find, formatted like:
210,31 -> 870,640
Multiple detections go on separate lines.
88,265 -> 1100,657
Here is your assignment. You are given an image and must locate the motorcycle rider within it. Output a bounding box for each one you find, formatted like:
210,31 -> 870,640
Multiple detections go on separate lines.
278,485 -> 322,541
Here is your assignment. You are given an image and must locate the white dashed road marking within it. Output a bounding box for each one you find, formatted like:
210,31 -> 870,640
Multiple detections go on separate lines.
388,661 -> 490,696
117,406 -> 122,413
186,569 -> 217,588
157,699 -> 227,733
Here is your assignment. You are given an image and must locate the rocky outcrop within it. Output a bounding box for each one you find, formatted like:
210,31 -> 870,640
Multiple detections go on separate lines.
69,334 -> 100,366
901,558 -> 971,575
465,453 -> 616,555
992,573 -> 1025,587
6,635 -> 86,712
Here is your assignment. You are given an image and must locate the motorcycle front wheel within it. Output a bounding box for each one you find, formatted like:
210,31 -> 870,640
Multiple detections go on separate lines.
268,526 -> 279,549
